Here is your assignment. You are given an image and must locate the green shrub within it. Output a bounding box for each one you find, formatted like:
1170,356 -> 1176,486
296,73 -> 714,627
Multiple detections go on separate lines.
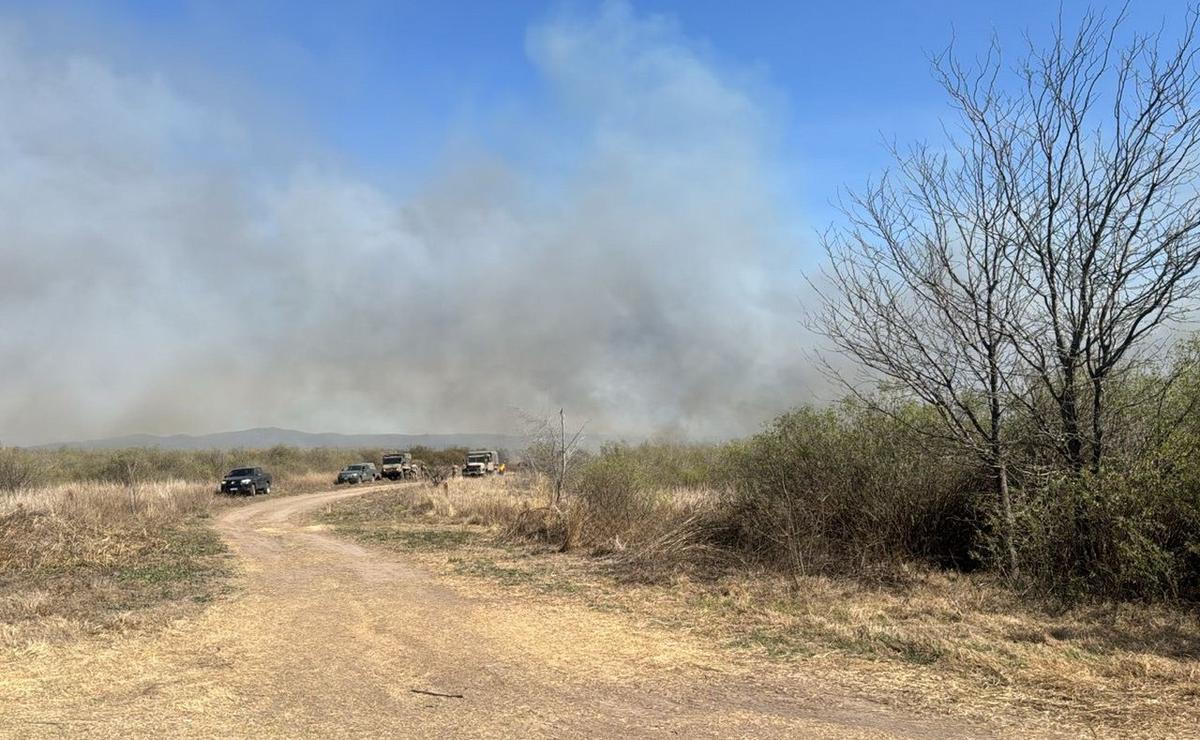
570,451 -> 658,547
719,404 -> 984,576
1008,461 -> 1200,602
585,441 -> 724,490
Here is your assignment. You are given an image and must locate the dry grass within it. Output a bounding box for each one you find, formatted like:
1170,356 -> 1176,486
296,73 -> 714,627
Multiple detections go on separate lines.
318,474 -> 722,566
0,480 -> 230,650
1,478 -> 213,523
686,570 -> 1200,734
318,473 -> 549,532
273,470 -> 342,496
317,477 -> 1200,738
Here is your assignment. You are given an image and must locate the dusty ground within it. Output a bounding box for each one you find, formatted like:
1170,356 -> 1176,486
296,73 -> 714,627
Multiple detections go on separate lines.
0,484 -> 1007,739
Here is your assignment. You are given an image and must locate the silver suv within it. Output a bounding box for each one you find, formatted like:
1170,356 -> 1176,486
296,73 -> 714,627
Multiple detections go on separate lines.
335,462 -> 379,485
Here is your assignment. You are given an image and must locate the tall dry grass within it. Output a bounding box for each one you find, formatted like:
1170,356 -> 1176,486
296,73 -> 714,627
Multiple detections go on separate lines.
2,480 -> 214,571
332,472 -> 726,580
328,474 -> 550,531
0,480 -> 228,648
2,479 -> 212,522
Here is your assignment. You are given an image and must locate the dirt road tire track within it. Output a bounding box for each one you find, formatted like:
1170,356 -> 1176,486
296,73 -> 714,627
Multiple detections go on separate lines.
2,485 -> 993,738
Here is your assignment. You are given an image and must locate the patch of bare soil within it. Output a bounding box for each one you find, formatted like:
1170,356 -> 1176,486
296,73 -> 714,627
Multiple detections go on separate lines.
2,486 -> 992,739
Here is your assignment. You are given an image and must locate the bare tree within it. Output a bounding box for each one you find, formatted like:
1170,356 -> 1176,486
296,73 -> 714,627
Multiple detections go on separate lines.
519,408 -> 587,505
818,6 -> 1200,573
938,7 -> 1200,471
817,133 -> 1025,575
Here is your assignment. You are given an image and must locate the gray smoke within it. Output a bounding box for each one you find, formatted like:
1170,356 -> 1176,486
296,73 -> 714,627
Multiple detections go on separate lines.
0,6 -> 823,446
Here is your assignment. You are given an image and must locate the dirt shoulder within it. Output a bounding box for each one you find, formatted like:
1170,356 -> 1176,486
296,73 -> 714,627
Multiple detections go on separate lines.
3,484 -> 992,739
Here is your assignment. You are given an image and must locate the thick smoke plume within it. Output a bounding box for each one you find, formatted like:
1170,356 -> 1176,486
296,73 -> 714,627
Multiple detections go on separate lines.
0,5 -> 818,446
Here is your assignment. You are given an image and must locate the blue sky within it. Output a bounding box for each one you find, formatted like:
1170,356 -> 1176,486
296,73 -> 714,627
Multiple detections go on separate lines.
11,0 -> 1191,224
0,0 -> 1195,442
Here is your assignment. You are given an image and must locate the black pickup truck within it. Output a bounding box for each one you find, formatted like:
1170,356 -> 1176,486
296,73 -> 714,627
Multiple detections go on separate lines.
220,466 -> 272,495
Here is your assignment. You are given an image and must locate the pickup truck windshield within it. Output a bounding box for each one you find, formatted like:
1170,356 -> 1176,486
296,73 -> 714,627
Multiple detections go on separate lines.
382,456 -> 405,464
468,455 -> 490,463
229,468 -> 255,476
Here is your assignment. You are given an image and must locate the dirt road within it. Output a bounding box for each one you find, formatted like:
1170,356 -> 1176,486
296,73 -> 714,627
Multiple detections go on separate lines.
2,486 -> 991,738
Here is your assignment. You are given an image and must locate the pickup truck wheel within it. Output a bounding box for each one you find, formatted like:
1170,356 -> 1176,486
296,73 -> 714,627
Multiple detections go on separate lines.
247,485 -> 256,496
264,483 -> 271,494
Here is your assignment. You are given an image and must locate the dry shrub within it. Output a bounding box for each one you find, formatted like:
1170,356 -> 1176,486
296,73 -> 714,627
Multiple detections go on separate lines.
597,508 -> 730,581
0,447 -> 45,493
529,409 -> 980,582
505,505 -> 570,545
539,450 -> 728,578
321,467 -> 724,580
568,453 -> 650,547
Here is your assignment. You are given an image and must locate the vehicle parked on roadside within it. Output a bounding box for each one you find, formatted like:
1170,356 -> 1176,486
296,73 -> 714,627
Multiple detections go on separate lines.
381,452 -> 418,480
462,450 -> 499,477
336,463 -> 378,485
220,467 -> 272,495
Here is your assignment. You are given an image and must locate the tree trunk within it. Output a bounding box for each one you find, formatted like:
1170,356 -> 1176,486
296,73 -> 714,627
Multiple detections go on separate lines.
1061,362 -> 1085,473
1090,375 -> 1104,473
555,408 -> 566,505
997,458 -> 1019,579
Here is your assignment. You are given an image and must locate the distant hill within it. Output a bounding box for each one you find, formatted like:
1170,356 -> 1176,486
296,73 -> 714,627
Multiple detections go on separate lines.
34,427 -> 527,452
